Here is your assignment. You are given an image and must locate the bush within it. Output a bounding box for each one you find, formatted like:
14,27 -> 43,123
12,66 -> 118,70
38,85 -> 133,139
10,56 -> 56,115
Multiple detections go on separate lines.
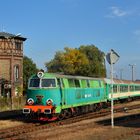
0,96 -> 26,111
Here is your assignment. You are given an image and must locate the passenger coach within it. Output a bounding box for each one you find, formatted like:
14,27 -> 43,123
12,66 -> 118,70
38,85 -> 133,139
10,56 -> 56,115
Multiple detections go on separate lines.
104,78 -> 140,101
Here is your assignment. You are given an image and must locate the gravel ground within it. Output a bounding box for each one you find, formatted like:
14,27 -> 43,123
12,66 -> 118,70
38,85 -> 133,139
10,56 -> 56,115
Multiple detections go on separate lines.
25,110 -> 140,140
0,101 -> 140,140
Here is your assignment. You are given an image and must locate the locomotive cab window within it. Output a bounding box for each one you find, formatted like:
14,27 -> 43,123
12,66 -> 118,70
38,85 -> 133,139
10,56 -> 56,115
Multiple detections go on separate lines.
41,79 -> 56,88
29,78 -> 40,88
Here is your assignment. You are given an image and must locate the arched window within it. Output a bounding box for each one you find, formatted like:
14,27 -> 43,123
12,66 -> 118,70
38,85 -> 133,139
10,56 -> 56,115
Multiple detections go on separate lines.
14,65 -> 19,82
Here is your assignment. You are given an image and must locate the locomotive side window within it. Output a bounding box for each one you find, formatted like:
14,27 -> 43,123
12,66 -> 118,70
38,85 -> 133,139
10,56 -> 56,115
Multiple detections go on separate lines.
86,80 -> 90,87
75,79 -> 80,88
68,79 -> 75,87
81,79 -> 90,88
68,79 -> 80,88
90,80 -> 99,88
41,79 -> 56,87
29,79 -> 40,88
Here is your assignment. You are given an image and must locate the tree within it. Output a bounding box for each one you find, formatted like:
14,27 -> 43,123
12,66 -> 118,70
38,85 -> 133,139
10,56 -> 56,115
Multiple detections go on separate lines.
46,48 -> 89,75
46,51 -> 65,73
23,56 -> 38,93
79,45 -> 106,77
45,45 -> 106,77
63,47 -> 89,75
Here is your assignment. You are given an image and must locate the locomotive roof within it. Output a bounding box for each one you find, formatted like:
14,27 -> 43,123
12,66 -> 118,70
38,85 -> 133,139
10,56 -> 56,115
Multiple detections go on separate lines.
46,73 -> 103,80
32,72 -> 140,85
32,72 -> 104,81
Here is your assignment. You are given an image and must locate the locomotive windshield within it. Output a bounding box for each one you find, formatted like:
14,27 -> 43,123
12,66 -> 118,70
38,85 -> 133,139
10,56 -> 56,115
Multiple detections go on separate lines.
29,78 -> 56,88
29,78 -> 40,88
41,79 -> 56,87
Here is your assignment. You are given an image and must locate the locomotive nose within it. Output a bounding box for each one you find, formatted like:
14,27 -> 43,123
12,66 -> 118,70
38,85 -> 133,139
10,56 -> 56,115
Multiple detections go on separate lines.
36,95 -> 44,105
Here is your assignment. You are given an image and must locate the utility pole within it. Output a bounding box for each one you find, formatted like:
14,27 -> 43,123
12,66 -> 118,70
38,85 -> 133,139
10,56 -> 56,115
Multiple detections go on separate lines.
129,64 -> 136,81
120,69 -> 123,80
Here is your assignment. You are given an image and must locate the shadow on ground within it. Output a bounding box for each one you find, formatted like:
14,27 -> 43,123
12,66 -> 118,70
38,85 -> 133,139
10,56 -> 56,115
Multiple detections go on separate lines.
96,113 -> 140,128
0,110 -> 52,124
0,110 -> 34,123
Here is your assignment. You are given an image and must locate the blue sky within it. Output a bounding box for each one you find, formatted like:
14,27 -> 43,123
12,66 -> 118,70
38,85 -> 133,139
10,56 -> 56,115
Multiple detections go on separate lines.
1,0 -> 140,80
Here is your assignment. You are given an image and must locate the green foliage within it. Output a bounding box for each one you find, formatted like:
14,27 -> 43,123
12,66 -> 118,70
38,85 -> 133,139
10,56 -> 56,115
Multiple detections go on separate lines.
46,48 -> 89,75
23,56 -> 38,93
0,96 -> 26,111
15,86 -> 22,96
45,45 -> 106,77
79,45 -> 106,77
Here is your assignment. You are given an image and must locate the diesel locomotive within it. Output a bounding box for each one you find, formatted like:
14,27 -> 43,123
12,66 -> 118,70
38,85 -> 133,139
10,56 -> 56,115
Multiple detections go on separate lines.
23,71 -> 140,121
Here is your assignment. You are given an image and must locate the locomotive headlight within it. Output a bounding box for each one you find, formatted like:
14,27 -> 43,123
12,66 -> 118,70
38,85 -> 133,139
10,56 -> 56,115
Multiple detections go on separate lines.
37,71 -> 44,78
27,98 -> 34,105
46,99 -> 53,106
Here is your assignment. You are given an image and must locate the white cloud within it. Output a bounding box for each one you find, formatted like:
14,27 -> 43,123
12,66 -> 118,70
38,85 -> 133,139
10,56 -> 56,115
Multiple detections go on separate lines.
112,7 -> 127,16
133,30 -> 140,36
106,6 -> 128,18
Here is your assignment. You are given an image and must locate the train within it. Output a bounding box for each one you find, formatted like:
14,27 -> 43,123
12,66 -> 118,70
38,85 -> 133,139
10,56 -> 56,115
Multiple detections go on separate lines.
23,71 -> 140,121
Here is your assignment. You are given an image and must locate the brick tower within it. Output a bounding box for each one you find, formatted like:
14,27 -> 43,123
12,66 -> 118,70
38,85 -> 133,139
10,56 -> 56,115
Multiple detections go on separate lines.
0,32 -> 26,97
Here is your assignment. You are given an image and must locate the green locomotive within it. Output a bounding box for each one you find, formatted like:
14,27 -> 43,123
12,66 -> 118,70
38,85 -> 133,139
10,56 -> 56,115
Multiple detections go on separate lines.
23,71 -> 140,121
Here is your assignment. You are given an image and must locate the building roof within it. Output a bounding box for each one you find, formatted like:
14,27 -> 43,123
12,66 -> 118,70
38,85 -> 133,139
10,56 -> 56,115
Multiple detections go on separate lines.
0,32 -> 26,41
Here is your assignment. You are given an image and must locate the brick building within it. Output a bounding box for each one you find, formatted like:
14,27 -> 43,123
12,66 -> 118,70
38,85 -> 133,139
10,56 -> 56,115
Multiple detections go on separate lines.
0,32 -> 26,97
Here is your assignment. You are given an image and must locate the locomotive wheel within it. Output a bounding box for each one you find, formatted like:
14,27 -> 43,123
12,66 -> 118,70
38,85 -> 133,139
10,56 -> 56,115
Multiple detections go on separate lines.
102,102 -> 108,109
96,103 -> 102,111
57,111 -> 65,120
92,104 -> 97,112
63,109 -> 72,119
72,108 -> 79,116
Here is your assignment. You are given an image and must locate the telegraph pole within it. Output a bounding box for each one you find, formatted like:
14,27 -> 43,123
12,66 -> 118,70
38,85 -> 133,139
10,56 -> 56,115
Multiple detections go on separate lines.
120,69 -> 123,80
129,64 -> 136,81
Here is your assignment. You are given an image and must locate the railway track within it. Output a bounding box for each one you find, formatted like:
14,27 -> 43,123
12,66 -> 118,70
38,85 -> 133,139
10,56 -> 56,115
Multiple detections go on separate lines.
0,102 -> 140,140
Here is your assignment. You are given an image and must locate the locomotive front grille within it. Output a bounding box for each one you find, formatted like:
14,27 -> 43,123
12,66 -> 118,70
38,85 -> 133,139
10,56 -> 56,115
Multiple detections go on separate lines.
44,109 -> 51,114
23,108 -> 30,114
